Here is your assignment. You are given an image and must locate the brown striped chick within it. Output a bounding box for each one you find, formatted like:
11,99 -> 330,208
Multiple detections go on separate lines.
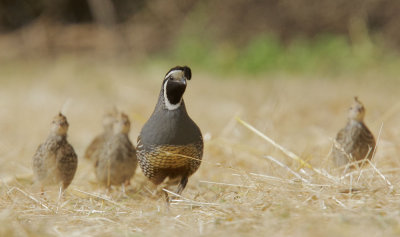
332,97 -> 376,168
32,113 -> 78,193
95,112 -> 137,188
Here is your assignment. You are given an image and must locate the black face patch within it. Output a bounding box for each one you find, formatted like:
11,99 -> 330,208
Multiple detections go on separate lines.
166,80 -> 186,105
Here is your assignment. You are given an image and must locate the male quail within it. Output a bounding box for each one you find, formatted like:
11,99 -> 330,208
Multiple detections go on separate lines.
332,97 -> 376,167
32,113 -> 78,192
95,112 -> 137,187
137,66 -> 203,195
84,108 -> 117,164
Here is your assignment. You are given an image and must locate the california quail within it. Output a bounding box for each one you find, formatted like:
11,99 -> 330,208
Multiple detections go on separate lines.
84,108 -> 117,164
32,113 -> 78,192
137,66 -> 203,195
332,97 -> 376,167
95,112 -> 137,187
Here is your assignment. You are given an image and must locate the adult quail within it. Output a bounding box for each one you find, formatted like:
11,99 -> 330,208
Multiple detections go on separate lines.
137,66 -> 203,195
32,113 -> 78,192
95,112 -> 137,187
332,97 -> 376,167
84,108 -> 117,164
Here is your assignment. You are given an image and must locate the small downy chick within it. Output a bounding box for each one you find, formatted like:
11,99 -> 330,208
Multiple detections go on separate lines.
332,97 -> 376,168
95,112 -> 137,188
32,113 -> 78,193
84,108 -> 118,164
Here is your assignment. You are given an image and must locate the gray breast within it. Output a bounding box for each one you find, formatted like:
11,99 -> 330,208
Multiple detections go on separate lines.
140,100 -> 202,147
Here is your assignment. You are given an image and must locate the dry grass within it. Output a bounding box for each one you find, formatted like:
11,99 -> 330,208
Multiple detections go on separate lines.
0,57 -> 400,237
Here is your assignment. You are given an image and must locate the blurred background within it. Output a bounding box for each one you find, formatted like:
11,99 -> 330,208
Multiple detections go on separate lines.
1,2 -> 400,236
1,0 -> 400,75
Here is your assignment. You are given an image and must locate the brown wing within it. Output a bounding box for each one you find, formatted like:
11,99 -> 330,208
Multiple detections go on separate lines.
56,142 -> 78,190
360,123 -> 376,150
353,123 -> 376,161
32,143 -> 47,182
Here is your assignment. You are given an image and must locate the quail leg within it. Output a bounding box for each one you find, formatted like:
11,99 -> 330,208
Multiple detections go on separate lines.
120,183 -> 129,197
176,176 -> 188,195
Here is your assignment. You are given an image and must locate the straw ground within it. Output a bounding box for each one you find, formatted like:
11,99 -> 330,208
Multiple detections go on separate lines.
0,57 -> 400,236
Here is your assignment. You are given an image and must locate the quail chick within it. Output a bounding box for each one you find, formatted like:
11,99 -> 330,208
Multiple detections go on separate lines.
137,66 -> 203,196
32,113 -> 78,192
84,108 -> 118,164
95,112 -> 137,187
332,97 -> 376,168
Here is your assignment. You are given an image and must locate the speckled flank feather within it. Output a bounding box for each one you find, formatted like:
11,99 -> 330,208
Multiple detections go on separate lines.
32,115 -> 78,191
137,139 -> 203,185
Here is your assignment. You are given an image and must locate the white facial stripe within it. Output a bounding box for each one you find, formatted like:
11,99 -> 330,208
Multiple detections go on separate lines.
165,70 -> 182,79
163,80 -> 182,110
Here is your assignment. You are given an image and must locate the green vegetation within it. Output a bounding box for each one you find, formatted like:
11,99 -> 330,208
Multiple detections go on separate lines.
161,34 -> 399,77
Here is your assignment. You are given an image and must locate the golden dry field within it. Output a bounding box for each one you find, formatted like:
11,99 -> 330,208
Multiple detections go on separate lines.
0,57 -> 400,236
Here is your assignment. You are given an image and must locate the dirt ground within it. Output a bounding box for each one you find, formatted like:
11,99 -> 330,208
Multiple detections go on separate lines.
0,57 -> 400,236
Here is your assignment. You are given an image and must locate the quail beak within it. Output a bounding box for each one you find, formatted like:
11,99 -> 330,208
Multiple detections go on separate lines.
178,77 -> 187,85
